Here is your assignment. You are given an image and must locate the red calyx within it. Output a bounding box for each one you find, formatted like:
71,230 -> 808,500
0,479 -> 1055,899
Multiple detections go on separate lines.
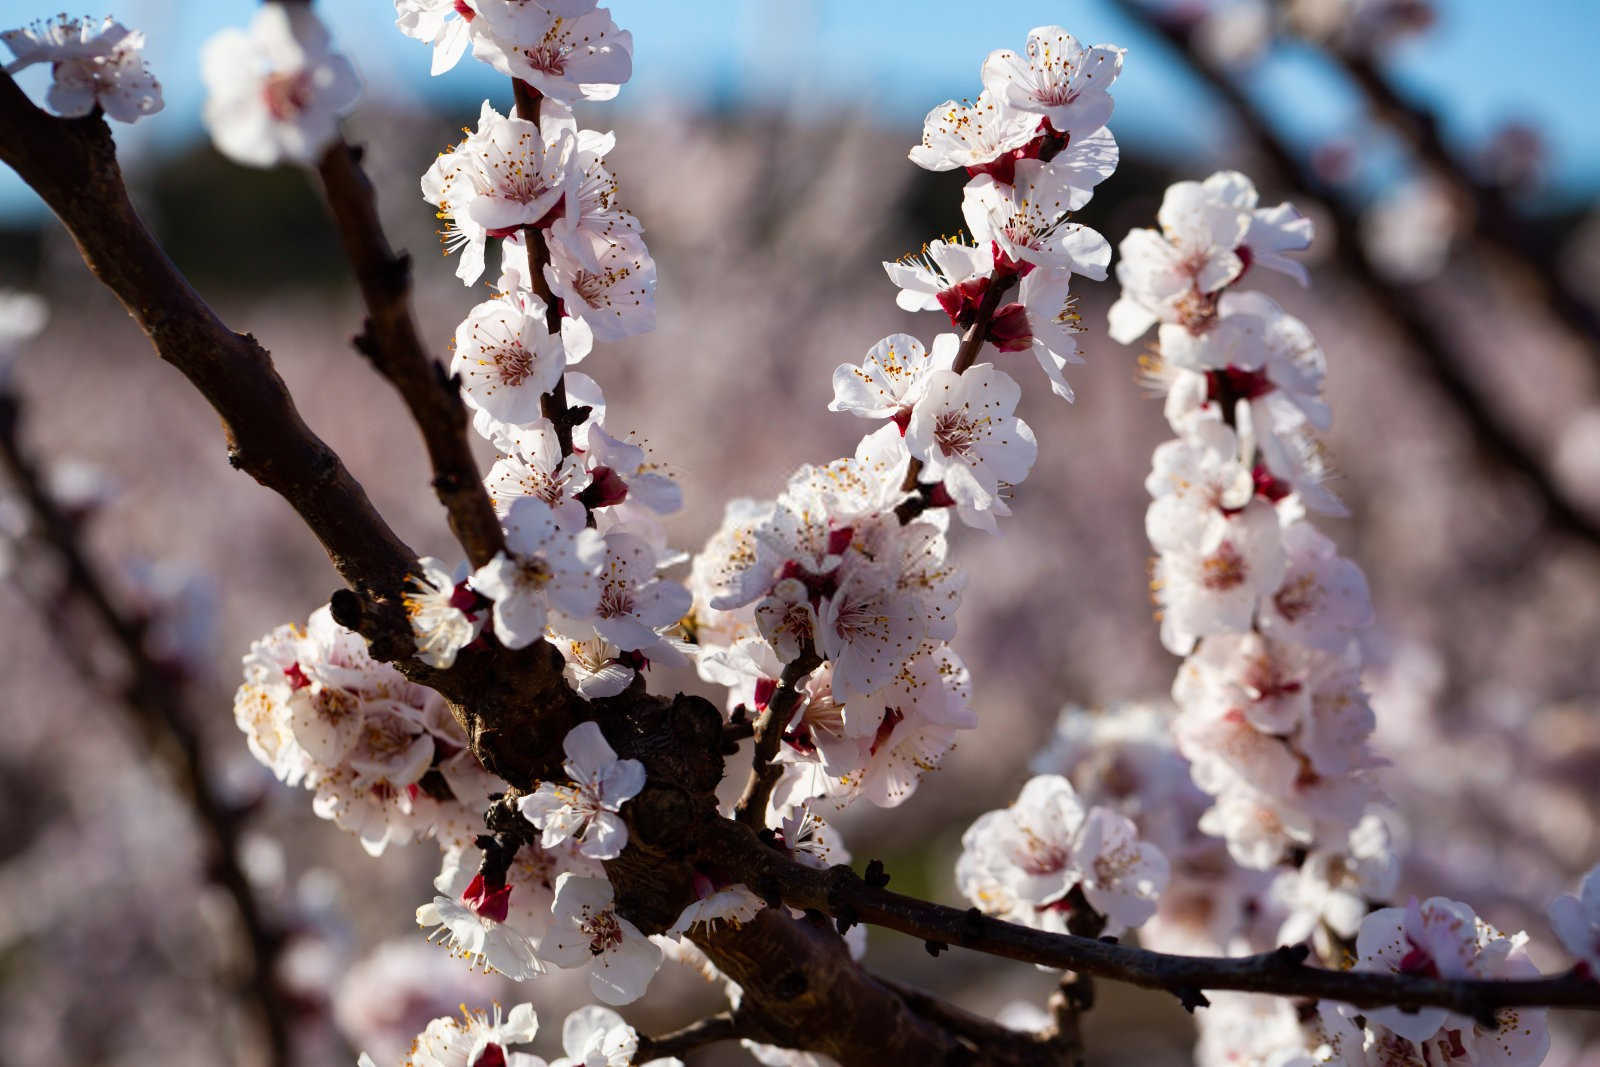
449,581 -> 481,618
284,662 -> 311,690
782,724 -> 816,753
753,676 -> 778,710
826,526 -> 855,556
926,483 -> 957,509
1252,463 -> 1292,503
1397,938 -> 1441,978
462,872 -> 513,923
990,242 -> 1035,280
471,1045 -> 507,1067
964,120 -> 1068,184
578,466 -> 629,510
987,302 -> 1033,353
453,0 -> 477,20
891,407 -> 913,435
1235,244 -> 1254,278
1206,365 -> 1276,406
937,275 -> 992,331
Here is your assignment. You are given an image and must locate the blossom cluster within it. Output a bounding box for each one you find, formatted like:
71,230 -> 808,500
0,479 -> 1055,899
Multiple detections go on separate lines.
956,773 -> 1170,938
234,604 -> 502,855
687,26 -> 1125,832
1110,171 -> 1388,877
354,1000 -> 681,1067
231,0 -> 707,1011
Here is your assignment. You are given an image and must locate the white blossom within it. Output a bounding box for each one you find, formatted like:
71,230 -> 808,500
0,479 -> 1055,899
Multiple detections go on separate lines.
588,532 -> 692,652
905,364 -> 1038,530
201,6 -> 360,167
1330,898 -> 1549,1064
517,722 -> 645,860
552,1005 -> 683,1067
667,882 -> 766,935
957,774 -> 1168,937
1272,811 -> 1399,948
2,15 -> 161,122
405,1003 -> 544,1067
471,2 -> 633,103
452,292 -> 590,425
543,231 -> 657,343
539,873 -> 662,1005
483,417 -> 587,524
829,332 -> 956,422
472,497 -> 605,648
416,870 -> 544,980
1550,864 -> 1600,976
422,102 -> 574,285
884,238 -> 993,316
395,0 -> 481,76
1258,519 -> 1373,652
909,90 -> 1041,174
404,556 -> 483,668
962,158 -> 1112,278
980,27 -> 1124,141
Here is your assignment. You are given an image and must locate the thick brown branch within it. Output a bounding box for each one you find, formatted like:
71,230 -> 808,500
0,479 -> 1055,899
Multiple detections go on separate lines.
1109,1 -> 1600,550
0,388 -> 292,1067
0,74 -> 419,630
315,140 -> 506,569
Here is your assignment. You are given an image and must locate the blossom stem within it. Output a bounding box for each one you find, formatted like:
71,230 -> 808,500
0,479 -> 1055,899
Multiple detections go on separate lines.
510,78 -> 580,460
895,274 -> 1015,523
634,1012 -> 744,1059
732,646 -> 822,828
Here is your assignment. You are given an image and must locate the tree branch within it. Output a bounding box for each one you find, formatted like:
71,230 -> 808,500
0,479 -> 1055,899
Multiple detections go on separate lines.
1327,44 -> 1600,358
0,387 -> 292,1067
1108,0 -> 1600,551
314,140 -> 506,569
0,73 -> 420,634
690,822 -> 1600,1022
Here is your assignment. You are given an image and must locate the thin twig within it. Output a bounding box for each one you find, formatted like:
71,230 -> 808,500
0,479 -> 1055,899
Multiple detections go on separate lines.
509,79 -> 581,459
635,1012 -> 744,1059
1108,0 -> 1600,551
733,646 -> 822,827
0,389 -> 292,1067
718,829 -> 1600,1020
314,140 -> 506,569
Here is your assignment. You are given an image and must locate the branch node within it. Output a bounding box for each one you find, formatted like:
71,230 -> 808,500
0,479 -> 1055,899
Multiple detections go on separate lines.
863,858 -> 891,888
924,939 -> 948,958
1177,987 -> 1211,1014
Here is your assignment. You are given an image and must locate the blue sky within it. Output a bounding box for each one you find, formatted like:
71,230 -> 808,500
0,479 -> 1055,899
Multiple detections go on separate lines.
1,0 -> 1597,220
